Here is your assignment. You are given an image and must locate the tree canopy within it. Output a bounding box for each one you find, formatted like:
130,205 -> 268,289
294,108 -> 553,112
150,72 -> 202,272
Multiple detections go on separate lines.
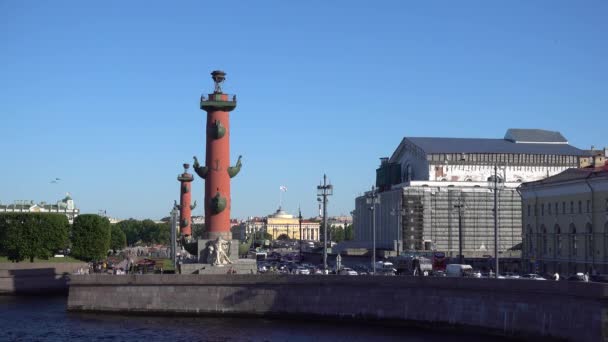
71,214 -> 111,261
115,219 -> 170,246
0,213 -> 69,262
110,224 -> 127,251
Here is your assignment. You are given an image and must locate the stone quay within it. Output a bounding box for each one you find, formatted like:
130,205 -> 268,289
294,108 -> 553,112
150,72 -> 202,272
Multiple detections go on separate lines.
67,274 -> 607,341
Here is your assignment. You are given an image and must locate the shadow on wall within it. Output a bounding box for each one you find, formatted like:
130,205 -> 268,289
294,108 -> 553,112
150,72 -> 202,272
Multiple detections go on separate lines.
7,268 -> 70,295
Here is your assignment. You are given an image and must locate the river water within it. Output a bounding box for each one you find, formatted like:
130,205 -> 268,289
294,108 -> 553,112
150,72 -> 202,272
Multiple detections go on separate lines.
0,296 -> 511,342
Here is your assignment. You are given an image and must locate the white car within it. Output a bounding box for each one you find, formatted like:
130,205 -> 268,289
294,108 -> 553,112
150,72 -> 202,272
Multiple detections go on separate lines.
295,267 -> 310,275
521,274 -> 546,280
339,268 -> 358,276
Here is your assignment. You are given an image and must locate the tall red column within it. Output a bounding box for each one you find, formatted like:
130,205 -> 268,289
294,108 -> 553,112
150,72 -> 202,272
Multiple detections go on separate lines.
177,163 -> 195,238
193,71 -> 240,240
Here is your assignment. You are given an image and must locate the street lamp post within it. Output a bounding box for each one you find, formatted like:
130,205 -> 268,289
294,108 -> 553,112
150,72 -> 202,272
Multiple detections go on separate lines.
366,186 -> 379,275
170,205 -> 179,271
317,174 -> 333,273
454,200 -> 464,265
488,164 -> 504,278
298,206 -> 303,261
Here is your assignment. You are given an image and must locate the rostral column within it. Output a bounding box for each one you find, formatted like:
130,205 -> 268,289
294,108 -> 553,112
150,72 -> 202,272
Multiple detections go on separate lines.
193,71 -> 241,240
176,163 -> 196,239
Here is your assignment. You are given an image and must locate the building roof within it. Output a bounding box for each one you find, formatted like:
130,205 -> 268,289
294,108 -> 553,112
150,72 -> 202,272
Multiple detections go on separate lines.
402,136 -> 587,156
504,128 -> 567,144
520,164 -> 608,188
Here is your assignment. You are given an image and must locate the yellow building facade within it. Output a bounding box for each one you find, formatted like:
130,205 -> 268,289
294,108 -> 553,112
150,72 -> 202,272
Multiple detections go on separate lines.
266,208 -> 320,241
520,162 -> 608,276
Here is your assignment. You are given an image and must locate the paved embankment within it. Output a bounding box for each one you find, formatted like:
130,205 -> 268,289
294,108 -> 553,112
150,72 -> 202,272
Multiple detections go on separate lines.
68,274 -> 607,341
1,262 -> 88,295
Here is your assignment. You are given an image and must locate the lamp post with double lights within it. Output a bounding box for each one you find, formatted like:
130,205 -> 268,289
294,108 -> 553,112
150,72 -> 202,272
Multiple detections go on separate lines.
366,186 -> 380,275
317,174 -> 333,273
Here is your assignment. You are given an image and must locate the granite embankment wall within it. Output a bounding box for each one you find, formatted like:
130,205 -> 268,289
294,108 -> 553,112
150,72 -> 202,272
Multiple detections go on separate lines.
0,262 -> 88,295
68,275 -> 608,341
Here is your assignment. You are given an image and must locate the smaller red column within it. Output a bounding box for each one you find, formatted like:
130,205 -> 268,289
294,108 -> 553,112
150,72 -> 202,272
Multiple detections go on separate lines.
177,163 -> 195,238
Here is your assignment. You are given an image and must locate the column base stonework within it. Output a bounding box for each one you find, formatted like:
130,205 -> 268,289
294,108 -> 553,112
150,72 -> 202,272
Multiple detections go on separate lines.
205,231 -> 232,241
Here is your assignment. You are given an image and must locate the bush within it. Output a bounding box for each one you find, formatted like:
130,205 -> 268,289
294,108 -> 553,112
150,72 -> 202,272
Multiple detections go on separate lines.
71,214 -> 111,261
0,213 -> 69,262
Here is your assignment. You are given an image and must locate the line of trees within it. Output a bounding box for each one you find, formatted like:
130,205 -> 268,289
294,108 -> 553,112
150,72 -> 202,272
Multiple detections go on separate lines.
0,213 -> 69,262
113,219 -> 170,246
0,213 -> 161,263
321,224 -> 354,243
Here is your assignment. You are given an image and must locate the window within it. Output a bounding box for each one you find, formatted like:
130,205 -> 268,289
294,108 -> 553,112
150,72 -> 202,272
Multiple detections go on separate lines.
556,225 -> 562,256
541,203 -> 544,216
548,203 -> 552,215
562,202 -> 566,214
527,204 -> 531,217
542,226 -> 548,255
587,223 -> 593,258
586,200 -> 591,213
571,224 -> 577,257
555,203 -> 558,216
570,201 -> 574,214
578,201 -> 582,214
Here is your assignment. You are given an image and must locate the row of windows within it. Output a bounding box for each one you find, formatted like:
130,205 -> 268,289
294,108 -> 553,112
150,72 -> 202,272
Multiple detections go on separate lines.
527,222 -> 603,258
428,153 -> 579,165
527,198 -> 608,217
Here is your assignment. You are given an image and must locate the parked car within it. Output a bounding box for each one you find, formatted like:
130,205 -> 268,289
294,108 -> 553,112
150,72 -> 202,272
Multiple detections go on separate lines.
294,267 -> 310,275
501,272 -> 521,279
338,268 -> 358,276
521,274 -> 547,280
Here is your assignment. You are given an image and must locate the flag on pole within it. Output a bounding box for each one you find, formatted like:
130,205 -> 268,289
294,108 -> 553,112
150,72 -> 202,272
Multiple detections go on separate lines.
279,185 -> 287,192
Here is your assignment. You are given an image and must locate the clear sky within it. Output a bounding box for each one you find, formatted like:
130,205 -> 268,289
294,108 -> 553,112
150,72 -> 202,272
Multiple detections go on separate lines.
1,1 -> 606,220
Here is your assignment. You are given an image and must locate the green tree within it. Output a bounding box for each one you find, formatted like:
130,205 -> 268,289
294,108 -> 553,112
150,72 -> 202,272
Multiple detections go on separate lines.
110,224 -> 127,251
0,213 -> 69,262
116,219 -> 143,246
152,222 -> 170,245
344,224 -> 354,241
329,225 -> 345,242
192,223 -> 206,240
71,214 -> 111,261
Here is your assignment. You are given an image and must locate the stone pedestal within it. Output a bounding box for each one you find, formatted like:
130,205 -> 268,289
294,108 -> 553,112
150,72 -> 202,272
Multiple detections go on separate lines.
177,238 -> 257,275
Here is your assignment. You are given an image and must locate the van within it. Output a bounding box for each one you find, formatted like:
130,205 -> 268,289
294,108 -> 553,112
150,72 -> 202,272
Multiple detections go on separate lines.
445,264 -> 474,277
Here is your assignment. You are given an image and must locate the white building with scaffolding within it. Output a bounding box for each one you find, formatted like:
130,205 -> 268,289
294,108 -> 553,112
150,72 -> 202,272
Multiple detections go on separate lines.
353,129 -> 589,258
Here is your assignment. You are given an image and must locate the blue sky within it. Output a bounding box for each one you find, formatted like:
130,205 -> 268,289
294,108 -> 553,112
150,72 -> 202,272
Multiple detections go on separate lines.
1,1 -> 606,220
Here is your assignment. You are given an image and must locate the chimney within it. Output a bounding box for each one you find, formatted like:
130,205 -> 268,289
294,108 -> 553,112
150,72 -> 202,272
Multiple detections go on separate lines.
380,157 -> 389,166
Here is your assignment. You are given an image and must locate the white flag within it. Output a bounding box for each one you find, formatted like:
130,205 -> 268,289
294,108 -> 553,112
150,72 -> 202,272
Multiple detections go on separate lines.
279,185 -> 287,192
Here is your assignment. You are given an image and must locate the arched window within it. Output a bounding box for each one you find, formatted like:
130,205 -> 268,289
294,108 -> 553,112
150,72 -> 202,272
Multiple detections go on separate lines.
570,223 -> 577,257
586,223 -> 593,259
556,225 -> 562,256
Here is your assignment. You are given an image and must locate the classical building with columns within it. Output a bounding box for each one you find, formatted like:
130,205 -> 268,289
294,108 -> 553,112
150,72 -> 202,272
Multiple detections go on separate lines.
354,129 -> 590,259
519,154 -> 608,275
240,207 -> 320,241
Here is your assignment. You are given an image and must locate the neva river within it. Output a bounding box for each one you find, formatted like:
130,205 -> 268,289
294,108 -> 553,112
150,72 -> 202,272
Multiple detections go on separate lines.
0,296 -> 511,342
